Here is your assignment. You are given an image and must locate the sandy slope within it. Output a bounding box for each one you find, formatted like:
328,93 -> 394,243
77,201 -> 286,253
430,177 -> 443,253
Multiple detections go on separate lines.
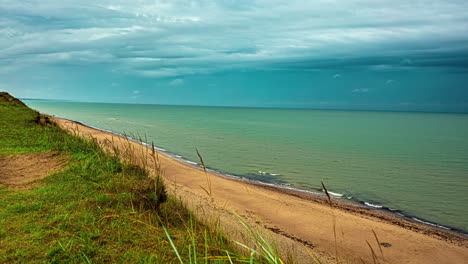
0,151 -> 68,188
53,117 -> 468,264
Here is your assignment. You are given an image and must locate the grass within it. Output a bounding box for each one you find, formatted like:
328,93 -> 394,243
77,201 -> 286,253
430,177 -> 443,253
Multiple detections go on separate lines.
0,94 -> 285,263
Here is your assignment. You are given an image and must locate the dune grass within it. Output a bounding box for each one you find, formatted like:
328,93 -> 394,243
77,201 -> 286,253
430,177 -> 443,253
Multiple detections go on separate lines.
0,96 -> 285,263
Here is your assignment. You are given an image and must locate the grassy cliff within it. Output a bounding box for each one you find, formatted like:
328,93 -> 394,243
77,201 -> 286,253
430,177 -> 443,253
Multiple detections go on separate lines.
0,93 -> 279,263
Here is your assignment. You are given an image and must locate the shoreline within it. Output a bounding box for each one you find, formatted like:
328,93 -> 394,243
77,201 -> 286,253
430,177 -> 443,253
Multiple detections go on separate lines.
56,116 -> 467,237
51,115 -> 468,263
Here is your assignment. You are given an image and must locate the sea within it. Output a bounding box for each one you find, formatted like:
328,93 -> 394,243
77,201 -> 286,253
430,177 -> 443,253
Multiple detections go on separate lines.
23,100 -> 468,232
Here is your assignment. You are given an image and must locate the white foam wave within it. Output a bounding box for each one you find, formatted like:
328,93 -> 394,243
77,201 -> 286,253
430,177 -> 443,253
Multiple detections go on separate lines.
257,170 -> 281,176
328,191 -> 343,197
411,218 -> 451,230
364,202 -> 383,208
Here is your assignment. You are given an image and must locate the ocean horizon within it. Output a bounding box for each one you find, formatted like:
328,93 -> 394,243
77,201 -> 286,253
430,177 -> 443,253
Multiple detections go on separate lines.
24,100 -> 468,232
19,98 -> 468,114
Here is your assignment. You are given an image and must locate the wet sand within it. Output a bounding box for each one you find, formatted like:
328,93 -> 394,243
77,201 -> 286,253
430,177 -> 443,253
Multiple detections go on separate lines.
53,116 -> 468,264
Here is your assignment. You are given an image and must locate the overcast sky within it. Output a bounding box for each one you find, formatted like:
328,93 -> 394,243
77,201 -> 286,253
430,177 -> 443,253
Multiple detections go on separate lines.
1,0 -> 468,111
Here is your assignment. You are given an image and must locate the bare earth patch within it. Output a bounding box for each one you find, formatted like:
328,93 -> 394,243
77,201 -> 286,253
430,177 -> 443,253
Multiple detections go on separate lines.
0,151 -> 68,187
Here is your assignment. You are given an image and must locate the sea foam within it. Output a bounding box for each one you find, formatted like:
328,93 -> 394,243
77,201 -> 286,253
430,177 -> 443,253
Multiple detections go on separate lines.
364,202 -> 383,208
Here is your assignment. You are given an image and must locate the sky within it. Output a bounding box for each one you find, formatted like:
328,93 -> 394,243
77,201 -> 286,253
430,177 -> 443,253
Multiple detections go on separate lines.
1,0 -> 468,112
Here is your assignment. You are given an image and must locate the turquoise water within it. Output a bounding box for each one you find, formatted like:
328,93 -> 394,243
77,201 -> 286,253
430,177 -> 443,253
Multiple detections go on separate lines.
24,101 -> 468,232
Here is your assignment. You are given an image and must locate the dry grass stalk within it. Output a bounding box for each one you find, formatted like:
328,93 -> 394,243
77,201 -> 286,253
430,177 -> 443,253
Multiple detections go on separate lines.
372,230 -> 385,261
321,181 -> 340,263
366,240 -> 378,264
196,148 -> 212,198
321,181 -> 333,208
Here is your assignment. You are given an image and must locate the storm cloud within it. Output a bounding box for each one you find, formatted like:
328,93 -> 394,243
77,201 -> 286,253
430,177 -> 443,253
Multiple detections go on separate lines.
1,0 -> 468,110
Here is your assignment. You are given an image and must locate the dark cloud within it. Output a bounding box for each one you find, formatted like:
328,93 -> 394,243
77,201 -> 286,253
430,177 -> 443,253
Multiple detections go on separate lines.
0,0 -> 467,110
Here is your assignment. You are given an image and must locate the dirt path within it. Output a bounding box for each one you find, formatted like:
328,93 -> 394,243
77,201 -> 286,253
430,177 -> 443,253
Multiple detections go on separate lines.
53,117 -> 468,264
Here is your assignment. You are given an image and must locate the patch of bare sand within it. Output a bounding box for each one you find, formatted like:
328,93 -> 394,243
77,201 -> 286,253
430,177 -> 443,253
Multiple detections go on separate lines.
0,151 -> 68,188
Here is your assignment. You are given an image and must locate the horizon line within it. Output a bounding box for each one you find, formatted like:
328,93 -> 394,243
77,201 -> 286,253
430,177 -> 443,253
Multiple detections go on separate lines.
19,97 -> 468,115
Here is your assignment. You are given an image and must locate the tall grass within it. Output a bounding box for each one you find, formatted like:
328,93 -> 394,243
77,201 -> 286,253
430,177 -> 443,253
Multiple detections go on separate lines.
162,212 -> 289,264
196,148 -> 213,198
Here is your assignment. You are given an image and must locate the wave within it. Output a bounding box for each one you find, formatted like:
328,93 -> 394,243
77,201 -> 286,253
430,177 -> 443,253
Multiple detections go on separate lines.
327,191 -> 344,197
364,202 -> 383,209
411,217 -> 451,230
257,170 -> 281,176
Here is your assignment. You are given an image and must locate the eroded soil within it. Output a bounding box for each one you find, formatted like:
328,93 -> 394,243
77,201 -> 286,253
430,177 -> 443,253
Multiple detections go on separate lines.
0,151 -> 68,187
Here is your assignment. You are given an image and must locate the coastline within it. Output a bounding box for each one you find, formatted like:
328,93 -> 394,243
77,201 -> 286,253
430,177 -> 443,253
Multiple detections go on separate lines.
57,116 -> 467,236
51,115 -> 468,263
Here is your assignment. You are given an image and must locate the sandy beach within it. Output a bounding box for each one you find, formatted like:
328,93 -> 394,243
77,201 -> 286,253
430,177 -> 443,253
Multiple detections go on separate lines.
53,116 -> 468,264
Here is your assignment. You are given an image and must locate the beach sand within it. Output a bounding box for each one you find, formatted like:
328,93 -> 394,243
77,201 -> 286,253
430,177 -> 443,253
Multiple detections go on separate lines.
53,116 -> 468,264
